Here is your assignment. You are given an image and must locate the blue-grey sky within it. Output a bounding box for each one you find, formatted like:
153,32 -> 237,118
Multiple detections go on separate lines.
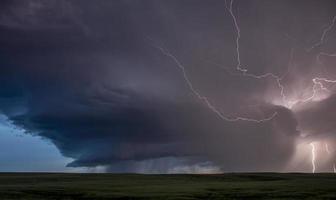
0,114 -> 75,172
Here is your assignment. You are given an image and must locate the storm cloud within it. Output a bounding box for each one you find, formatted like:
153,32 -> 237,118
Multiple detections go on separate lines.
1,0 -> 336,173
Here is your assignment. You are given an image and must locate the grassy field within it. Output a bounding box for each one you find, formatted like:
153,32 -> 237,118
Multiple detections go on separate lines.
0,173 -> 336,199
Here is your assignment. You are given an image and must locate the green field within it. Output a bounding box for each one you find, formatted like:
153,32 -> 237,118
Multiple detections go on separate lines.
1,173 -> 336,199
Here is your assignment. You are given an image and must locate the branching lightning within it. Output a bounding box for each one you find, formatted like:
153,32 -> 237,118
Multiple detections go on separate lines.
301,14 -> 336,172
305,15 -> 336,172
283,77 -> 336,108
153,0 -> 335,125
227,0 -> 336,109
151,43 -> 277,122
226,0 -> 296,108
306,15 -> 336,104
226,0 -> 336,173
151,0 -> 336,172
308,16 -> 336,52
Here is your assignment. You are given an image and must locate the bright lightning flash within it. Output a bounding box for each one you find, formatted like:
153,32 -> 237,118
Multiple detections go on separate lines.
151,0 -> 336,172
310,143 -> 316,173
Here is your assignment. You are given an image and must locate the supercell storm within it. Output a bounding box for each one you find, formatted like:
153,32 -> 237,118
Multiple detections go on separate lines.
1,0 -> 336,173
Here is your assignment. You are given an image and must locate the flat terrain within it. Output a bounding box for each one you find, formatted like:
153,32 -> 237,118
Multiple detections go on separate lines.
0,173 -> 336,199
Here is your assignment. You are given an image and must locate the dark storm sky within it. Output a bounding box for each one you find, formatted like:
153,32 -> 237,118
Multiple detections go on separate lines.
1,0 -> 336,173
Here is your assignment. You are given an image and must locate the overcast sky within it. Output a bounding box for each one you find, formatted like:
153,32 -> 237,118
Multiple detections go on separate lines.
1,0 -> 336,173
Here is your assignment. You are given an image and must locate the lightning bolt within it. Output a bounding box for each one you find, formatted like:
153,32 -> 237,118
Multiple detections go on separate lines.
309,16 -> 336,100
326,142 -> 331,154
227,0 -> 336,109
314,17 -> 336,81
310,143 -> 316,173
226,0 -> 296,108
227,0 -> 246,73
152,1 -> 336,172
285,77 -> 335,107
308,16 -> 336,103
228,0 -> 336,172
151,43 -> 277,122
154,0 -> 335,124
152,1 -> 335,124
301,15 -> 336,173
308,16 -> 336,52
317,52 -> 336,64
325,142 -> 336,173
